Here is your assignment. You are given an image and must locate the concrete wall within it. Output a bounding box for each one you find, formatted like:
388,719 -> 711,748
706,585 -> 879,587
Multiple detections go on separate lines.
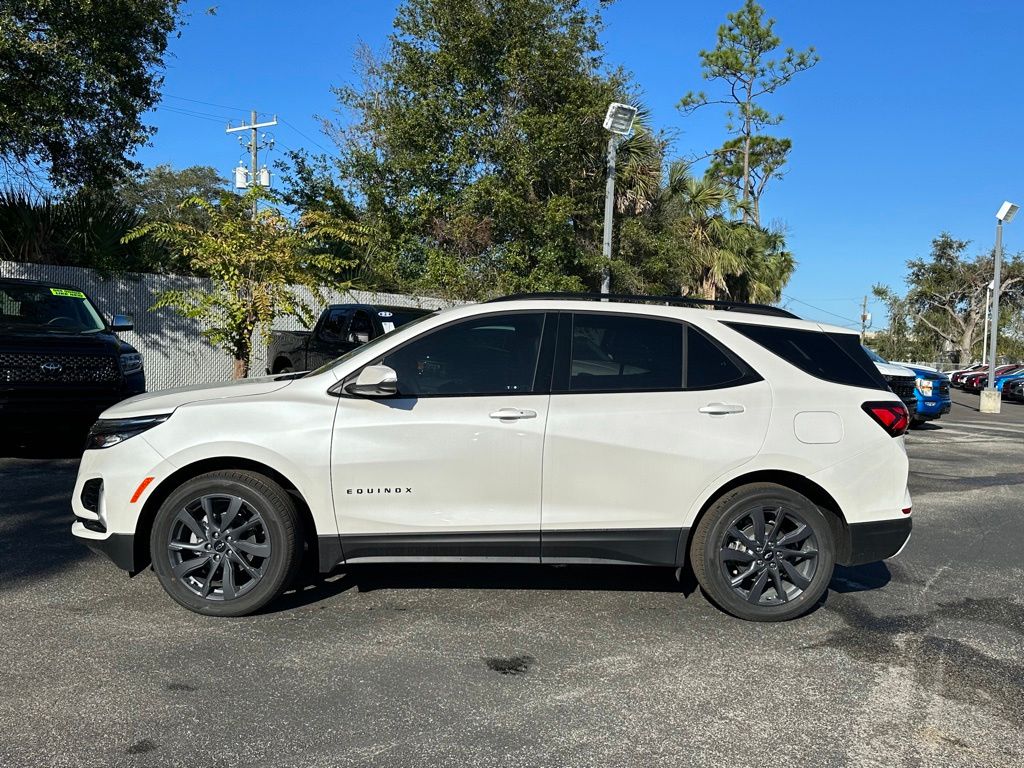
1,260 -> 451,391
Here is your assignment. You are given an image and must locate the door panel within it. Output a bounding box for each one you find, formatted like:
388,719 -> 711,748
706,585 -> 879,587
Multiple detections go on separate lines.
330,311 -> 554,562
540,382 -> 772,532
332,395 -> 549,539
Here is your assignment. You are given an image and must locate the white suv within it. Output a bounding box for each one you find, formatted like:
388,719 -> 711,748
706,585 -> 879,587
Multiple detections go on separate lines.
71,294 -> 912,621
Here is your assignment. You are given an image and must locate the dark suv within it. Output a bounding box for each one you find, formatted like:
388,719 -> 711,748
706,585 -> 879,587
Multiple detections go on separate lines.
0,278 -> 145,440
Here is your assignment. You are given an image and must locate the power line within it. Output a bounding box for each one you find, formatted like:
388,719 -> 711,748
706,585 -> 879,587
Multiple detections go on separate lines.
281,118 -> 332,154
164,93 -> 249,114
156,105 -> 228,124
782,294 -> 861,326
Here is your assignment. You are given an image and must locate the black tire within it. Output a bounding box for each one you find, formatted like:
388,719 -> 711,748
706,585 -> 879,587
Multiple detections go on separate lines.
274,362 -> 294,374
690,483 -> 835,622
150,470 -> 302,617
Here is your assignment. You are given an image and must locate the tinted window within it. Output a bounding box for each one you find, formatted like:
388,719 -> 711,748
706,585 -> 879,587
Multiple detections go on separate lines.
725,322 -> 886,389
348,310 -> 373,343
319,308 -> 350,342
380,313 -> 545,396
569,314 -> 682,392
685,326 -> 750,388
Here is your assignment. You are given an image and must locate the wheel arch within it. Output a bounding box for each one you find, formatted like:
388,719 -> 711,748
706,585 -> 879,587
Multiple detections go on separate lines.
272,356 -> 294,373
681,469 -> 851,565
133,457 -> 318,574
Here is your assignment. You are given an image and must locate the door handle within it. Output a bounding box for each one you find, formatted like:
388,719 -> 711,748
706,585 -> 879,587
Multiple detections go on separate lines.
489,408 -> 538,421
699,403 -> 746,416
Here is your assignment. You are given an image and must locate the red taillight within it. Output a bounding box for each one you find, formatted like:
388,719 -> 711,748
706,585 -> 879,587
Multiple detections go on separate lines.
861,401 -> 910,437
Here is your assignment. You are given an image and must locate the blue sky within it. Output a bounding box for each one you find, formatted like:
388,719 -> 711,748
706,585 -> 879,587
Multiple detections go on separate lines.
140,1 -> 1024,329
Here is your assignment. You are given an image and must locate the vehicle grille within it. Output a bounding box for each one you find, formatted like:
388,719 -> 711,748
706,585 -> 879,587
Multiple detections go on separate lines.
0,352 -> 120,384
936,379 -> 950,398
885,374 -> 917,409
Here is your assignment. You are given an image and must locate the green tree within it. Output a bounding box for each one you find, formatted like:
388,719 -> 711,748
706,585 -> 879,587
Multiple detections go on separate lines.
0,1 -> 185,188
874,233 -> 1024,365
611,163 -> 795,302
0,187 -> 161,273
125,188 -> 352,378
117,164 -> 226,224
678,0 -> 817,226
327,0 -> 642,299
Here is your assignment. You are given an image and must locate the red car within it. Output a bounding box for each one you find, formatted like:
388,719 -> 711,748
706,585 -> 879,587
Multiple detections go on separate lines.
962,364 -> 1021,393
950,363 -> 987,388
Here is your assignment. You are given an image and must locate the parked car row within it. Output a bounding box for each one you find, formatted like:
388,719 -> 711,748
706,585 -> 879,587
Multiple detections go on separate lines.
948,362 -> 1024,396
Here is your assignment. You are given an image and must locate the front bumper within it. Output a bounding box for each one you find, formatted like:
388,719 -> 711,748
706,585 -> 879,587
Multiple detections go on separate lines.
72,523 -> 137,571
71,434 -> 168,571
1,378 -> 145,429
842,517 -> 912,565
913,399 -> 951,420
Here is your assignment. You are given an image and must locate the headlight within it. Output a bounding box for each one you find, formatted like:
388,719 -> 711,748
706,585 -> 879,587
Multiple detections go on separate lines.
86,414 -> 170,450
916,378 -> 933,396
120,352 -> 144,375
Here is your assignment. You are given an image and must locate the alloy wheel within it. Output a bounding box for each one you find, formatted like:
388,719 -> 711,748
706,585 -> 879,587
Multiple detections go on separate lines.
166,494 -> 272,601
718,504 -> 819,605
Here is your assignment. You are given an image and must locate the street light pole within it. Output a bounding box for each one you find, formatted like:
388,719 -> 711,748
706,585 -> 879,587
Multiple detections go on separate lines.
980,201 -> 1020,414
600,134 -> 617,295
599,102 -> 638,295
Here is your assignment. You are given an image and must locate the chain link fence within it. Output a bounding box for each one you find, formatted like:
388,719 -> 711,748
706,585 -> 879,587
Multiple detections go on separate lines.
1,260 -> 452,391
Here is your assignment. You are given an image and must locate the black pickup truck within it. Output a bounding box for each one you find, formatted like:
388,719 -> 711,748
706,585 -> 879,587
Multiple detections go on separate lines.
1,277 -> 145,439
267,303 -> 435,374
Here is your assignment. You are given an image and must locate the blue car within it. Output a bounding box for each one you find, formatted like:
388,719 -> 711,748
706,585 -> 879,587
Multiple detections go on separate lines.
904,365 -> 952,424
994,367 -> 1024,391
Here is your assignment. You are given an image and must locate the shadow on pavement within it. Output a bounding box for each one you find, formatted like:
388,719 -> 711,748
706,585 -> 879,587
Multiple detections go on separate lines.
829,562 -> 891,593
266,562 -> 693,614
0,457 -> 87,590
268,561 -> 892,614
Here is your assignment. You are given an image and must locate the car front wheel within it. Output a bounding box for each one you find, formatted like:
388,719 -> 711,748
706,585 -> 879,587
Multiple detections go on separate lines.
150,470 -> 301,617
690,483 -> 835,622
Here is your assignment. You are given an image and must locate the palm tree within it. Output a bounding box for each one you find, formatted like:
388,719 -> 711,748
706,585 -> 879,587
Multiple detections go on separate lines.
661,163 -> 745,300
729,227 -> 796,304
612,105 -> 664,217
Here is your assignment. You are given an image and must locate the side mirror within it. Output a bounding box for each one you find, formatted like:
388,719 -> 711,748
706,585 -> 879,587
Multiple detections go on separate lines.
111,314 -> 134,332
344,364 -> 398,397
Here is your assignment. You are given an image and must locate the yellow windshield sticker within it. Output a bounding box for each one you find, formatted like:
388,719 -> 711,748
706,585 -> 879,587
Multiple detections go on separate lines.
50,288 -> 86,299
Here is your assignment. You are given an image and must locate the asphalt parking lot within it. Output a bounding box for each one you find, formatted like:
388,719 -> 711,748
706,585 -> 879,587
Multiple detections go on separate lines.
1,390 -> 1023,768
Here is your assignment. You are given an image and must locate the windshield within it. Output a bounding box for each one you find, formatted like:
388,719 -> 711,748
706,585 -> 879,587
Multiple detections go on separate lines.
304,310 -> 438,377
862,345 -> 887,364
377,308 -> 436,327
0,281 -> 106,333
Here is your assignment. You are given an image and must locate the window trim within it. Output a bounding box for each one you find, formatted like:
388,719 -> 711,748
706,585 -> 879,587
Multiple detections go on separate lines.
552,310 -> 761,395
339,310 -> 557,399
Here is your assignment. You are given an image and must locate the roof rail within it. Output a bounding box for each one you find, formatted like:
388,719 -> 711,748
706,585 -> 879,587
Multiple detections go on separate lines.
486,292 -> 800,319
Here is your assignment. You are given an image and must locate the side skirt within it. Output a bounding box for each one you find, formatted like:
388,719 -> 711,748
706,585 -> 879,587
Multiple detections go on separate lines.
319,528 -> 689,571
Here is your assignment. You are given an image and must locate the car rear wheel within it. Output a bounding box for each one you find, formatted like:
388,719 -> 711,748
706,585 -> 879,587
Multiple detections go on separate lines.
690,483 -> 835,622
150,470 -> 301,617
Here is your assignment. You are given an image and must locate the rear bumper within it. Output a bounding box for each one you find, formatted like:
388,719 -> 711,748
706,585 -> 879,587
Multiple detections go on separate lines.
841,517 -> 912,565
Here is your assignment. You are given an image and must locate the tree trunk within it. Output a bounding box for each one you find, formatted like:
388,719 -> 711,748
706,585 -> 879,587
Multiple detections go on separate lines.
232,357 -> 249,380
741,81 -> 753,224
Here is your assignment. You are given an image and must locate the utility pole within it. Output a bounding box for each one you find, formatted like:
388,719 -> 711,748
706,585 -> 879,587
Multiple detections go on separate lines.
860,296 -> 871,343
226,110 -> 278,217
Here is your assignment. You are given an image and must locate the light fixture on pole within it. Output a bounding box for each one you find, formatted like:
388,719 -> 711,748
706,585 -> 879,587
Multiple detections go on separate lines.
980,200 -> 1019,413
600,102 -> 638,295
